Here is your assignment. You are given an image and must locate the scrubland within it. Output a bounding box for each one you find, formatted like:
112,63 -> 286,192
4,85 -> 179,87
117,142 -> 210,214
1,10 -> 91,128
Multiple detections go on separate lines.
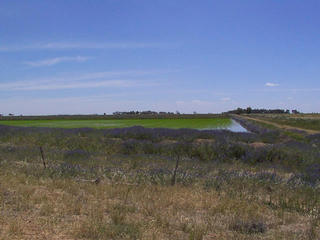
0,116 -> 319,239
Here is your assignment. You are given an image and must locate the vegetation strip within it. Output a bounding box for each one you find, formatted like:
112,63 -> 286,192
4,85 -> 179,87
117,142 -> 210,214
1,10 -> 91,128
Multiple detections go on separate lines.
0,118 -> 232,129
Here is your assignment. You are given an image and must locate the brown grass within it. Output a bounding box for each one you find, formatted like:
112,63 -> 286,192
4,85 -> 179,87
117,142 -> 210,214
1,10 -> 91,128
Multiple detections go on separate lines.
0,169 -> 319,240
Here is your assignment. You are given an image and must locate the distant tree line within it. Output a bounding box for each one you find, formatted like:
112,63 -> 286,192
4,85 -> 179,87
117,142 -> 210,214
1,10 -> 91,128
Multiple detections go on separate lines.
225,107 -> 300,114
1,112 -> 224,121
113,110 -> 177,115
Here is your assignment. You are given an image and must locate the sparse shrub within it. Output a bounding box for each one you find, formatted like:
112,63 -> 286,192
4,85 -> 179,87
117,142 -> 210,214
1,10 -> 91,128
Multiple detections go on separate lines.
39,203 -> 55,216
188,225 -> 206,240
228,144 -> 247,159
229,218 -> 267,234
260,131 -> 281,143
306,217 -> 320,240
107,222 -> 141,240
302,164 -> 320,186
111,205 -> 127,225
63,149 -> 90,162
8,219 -> 23,236
76,218 -> 108,239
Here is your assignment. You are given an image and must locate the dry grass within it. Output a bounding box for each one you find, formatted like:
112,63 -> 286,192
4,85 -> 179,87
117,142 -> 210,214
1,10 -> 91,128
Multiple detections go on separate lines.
0,122 -> 319,239
0,170 -> 319,240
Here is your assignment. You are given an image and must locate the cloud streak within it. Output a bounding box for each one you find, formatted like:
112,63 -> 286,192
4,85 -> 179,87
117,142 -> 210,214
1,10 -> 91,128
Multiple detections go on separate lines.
0,42 -> 171,52
0,70 -> 163,91
251,88 -> 320,93
24,56 -> 90,67
265,82 -> 280,87
0,80 -> 133,91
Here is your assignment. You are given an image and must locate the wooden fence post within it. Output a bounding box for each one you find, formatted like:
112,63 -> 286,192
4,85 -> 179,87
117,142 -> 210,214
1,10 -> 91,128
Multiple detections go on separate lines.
39,146 -> 46,169
171,157 -> 180,186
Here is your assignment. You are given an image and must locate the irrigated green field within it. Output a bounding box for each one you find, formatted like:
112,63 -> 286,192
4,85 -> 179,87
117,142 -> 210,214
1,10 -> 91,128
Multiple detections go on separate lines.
0,118 -> 232,129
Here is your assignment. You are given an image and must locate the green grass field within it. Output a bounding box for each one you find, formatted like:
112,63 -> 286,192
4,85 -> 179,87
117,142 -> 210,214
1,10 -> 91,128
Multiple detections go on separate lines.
0,118 -> 232,129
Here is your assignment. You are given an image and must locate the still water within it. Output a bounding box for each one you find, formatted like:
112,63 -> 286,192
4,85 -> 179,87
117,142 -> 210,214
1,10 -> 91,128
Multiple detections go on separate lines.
201,120 -> 248,132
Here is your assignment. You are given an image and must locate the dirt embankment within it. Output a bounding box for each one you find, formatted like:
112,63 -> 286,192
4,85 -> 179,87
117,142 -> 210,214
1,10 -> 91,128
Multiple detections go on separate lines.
238,115 -> 320,135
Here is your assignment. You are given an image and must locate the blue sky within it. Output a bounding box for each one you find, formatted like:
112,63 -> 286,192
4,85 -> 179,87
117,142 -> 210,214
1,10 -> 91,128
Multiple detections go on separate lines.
1,0 -> 319,115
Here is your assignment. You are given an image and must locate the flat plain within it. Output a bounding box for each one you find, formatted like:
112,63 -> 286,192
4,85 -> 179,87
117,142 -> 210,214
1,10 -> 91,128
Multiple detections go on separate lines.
0,114 -> 319,239
0,118 -> 232,129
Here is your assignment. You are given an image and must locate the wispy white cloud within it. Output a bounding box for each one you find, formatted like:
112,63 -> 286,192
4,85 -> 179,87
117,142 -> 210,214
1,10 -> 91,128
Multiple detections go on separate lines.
0,80 -> 132,91
72,70 -> 172,81
11,80 -> 133,91
191,99 -> 213,105
0,70 -> 164,91
0,79 -> 156,91
0,42 -> 172,52
42,42 -> 167,49
251,88 -> 320,93
265,82 -> 280,87
24,56 -> 90,67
